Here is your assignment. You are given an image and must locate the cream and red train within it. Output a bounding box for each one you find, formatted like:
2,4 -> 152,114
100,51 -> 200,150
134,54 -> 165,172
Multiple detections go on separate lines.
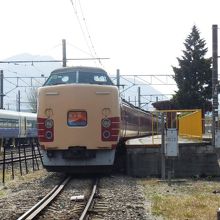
37,66 -> 157,172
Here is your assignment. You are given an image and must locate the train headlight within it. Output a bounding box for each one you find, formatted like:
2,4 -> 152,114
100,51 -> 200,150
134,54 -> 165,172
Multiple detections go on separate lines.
45,131 -> 53,140
45,108 -> 53,117
102,118 -> 111,128
45,119 -> 54,129
102,130 -> 111,139
102,108 -> 111,117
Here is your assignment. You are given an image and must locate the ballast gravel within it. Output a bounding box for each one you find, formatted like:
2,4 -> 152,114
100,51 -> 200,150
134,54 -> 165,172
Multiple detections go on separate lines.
0,170 -> 160,219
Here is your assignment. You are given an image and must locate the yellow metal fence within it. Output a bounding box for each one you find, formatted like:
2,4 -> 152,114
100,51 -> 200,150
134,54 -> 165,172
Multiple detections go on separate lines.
153,109 -> 203,141
178,109 -> 202,139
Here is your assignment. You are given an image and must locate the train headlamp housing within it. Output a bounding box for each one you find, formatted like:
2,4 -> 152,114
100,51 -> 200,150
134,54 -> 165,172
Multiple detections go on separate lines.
45,131 -> 53,140
101,118 -> 111,128
102,130 -> 111,139
45,118 -> 54,129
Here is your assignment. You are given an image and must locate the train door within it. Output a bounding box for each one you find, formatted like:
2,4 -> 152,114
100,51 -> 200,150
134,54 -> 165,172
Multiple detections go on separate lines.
19,116 -> 27,137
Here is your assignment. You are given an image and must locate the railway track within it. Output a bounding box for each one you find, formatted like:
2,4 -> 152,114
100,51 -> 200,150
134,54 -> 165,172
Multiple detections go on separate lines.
17,176 -> 71,220
0,175 -> 149,219
79,178 -> 98,220
17,177 -> 100,220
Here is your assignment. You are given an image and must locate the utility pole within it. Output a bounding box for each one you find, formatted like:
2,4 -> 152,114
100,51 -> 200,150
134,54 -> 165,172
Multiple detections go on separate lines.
116,69 -> 120,90
0,70 -> 4,109
138,86 -> 141,108
161,112 -> 166,180
212,24 -> 218,147
17,90 -> 21,112
62,39 -> 67,67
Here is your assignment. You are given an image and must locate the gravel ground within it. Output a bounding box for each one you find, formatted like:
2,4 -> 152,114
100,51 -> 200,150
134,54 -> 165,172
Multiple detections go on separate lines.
0,170 -> 160,220
0,170 -> 64,220
92,175 -> 161,220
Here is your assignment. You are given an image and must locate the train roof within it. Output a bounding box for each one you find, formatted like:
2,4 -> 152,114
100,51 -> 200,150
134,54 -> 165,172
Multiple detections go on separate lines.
0,109 -> 36,118
44,66 -> 114,86
122,98 -> 158,116
51,66 -> 108,75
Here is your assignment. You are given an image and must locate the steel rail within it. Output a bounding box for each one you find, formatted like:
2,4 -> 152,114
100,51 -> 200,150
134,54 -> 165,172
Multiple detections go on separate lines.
0,154 -> 42,165
79,179 -> 99,220
17,176 -> 71,220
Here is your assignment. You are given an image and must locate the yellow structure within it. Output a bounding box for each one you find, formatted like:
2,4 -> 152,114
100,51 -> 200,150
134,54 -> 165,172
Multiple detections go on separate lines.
154,109 -> 203,140
178,109 -> 202,139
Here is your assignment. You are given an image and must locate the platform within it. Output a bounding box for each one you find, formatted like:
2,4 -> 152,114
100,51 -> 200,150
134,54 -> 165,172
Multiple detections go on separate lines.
125,135 -> 218,178
125,134 -> 211,147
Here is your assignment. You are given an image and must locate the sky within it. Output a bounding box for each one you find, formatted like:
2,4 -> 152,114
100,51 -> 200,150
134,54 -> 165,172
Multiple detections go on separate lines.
0,0 -> 219,95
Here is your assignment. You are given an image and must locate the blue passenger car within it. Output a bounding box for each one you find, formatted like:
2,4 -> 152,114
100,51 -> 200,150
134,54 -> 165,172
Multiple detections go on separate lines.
0,110 -> 37,140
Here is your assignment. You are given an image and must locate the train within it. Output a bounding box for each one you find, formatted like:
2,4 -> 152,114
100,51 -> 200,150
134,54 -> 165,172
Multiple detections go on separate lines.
0,109 -> 37,143
37,66 -> 159,172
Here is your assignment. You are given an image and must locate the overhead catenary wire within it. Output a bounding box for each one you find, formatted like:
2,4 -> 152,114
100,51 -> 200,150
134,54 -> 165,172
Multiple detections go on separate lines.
69,0 -> 103,67
1,68 -> 18,75
66,42 -> 95,58
31,64 -> 46,75
69,0 -> 96,62
78,0 -> 102,66
0,57 -> 109,64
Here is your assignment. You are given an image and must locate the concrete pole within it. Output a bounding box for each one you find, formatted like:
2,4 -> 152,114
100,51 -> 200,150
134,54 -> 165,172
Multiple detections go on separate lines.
161,112 -> 166,180
116,69 -> 120,90
138,87 -> 141,108
62,39 -> 67,67
212,25 -> 218,147
17,90 -> 21,112
0,70 -> 3,109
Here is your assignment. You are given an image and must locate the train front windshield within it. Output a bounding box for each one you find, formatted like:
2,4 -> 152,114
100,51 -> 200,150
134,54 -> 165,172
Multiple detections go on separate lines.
44,71 -> 113,86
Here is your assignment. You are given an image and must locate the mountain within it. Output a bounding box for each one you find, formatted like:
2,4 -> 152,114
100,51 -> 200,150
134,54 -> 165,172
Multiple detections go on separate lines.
1,53 -> 61,111
3,53 -> 61,77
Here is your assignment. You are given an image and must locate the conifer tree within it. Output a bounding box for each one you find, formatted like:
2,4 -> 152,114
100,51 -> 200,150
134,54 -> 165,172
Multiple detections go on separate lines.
172,25 -> 212,112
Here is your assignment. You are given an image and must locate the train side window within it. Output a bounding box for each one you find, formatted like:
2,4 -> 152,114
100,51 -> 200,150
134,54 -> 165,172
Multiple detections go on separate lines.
3,119 -> 6,128
3,119 -> 8,128
27,120 -> 36,128
0,118 -> 4,127
24,117 -> 27,131
14,119 -> 19,128
8,120 -> 12,128
0,118 -> 19,128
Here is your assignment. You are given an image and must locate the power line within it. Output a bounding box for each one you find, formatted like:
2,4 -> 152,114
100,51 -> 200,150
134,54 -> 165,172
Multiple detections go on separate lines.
31,64 -> 46,75
67,42 -> 95,57
78,0 -> 102,66
0,57 -> 109,64
69,0 -> 96,62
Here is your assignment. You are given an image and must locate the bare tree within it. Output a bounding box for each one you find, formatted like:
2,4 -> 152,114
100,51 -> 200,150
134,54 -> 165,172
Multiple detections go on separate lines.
26,87 -> 38,113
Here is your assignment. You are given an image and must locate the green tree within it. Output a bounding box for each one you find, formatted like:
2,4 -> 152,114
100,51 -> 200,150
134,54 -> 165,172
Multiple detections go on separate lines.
172,25 -> 212,112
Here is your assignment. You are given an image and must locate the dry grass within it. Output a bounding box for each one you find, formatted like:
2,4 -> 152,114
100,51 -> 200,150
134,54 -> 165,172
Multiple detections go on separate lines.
141,178 -> 220,220
0,169 -> 47,198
